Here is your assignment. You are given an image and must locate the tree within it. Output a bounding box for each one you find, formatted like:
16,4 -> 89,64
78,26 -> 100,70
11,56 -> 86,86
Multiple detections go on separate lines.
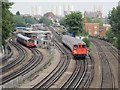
105,28 -> 115,43
16,11 -> 20,15
64,12 -> 83,36
12,15 -> 26,27
59,18 -> 66,26
24,16 -> 38,24
38,16 -> 53,26
0,2 -> 2,46
94,18 -> 103,26
2,1 -> 14,45
82,38 -> 91,48
86,16 -> 92,23
108,6 -> 120,49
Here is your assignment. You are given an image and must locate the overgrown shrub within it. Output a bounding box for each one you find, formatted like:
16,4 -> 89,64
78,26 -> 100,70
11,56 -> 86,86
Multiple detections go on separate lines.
82,38 -> 91,48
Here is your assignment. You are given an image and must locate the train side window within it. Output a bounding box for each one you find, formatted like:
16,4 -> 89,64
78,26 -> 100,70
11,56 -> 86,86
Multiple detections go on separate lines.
73,45 -> 78,48
82,45 -> 86,48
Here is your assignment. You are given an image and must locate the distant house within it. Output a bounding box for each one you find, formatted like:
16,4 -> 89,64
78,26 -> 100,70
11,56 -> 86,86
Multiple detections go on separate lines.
33,15 -> 42,20
44,12 -> 62,23
83,23 -> 99,36
84,11 -> 102,18
99,24 -> 111,37
44,12 -> 55,19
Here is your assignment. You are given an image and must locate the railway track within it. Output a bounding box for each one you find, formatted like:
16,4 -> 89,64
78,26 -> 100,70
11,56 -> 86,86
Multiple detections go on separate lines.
0,39 -> 27,74
51,26 -> 94,89
1,41 -> 13,64
30,36 -> 71,89
1,42 -> 43,85
91,38 -> 115,88
60,55 -> 94,89
100,40 -> 120,63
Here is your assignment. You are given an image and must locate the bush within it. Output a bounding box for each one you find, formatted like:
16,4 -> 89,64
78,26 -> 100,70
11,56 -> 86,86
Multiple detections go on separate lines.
82,38 -> 91,48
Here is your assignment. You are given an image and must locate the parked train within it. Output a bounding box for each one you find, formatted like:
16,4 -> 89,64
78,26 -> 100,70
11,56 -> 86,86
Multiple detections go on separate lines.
62,35 -> 87,58
17,33 -> 37,47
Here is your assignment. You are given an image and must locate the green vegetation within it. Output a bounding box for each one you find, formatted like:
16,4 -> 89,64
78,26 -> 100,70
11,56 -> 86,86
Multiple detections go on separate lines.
82,38 -> 91,48
12,14 -> 38,27
107,6 -> 120,49
16,11 -> 20,15
38,16 -> 53,26
94,18 -> 103,26
86,16 -> 93,23
12,15 -> 26,27
0,2 -> 2,47
86,16 -> 103,26
2,1 -> 14,45
64,12 -> 83,36
59,11 -> 88,36
59,18 -> 66,26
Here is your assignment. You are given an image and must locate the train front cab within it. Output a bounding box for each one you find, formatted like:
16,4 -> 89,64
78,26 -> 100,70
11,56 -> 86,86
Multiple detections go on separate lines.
72,44 -> 87,59
26,39 -> 36,47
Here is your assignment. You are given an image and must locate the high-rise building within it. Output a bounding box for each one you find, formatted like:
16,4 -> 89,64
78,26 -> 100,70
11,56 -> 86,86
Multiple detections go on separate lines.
63,4 -> 75,16
52,6 -> 56,15
31,6 -> 41,15
118,1 -> 120,6
52,5 -> 62,16
38,6 -> 42,15
57,5 -> 62,16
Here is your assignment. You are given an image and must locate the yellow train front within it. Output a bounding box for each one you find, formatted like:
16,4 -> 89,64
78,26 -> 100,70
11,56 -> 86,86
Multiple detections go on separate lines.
62,35 -> 87,59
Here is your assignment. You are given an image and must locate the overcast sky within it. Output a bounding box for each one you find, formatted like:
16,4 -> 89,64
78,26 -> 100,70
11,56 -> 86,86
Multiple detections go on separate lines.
9,0 -> 119,17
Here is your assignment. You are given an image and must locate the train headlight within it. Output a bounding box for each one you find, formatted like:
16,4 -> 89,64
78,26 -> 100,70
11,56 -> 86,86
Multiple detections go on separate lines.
73,50 -> 77,53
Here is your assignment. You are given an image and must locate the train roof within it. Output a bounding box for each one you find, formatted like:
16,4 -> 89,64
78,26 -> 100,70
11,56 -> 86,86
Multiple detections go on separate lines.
19,30 -> 51,34
62,35 -> 86,45
17,33 -> 31,40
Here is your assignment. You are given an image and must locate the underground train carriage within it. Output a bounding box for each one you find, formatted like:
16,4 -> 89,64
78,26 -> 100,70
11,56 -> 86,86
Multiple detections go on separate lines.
62,35 -> 88,59
16,33 -> 37,47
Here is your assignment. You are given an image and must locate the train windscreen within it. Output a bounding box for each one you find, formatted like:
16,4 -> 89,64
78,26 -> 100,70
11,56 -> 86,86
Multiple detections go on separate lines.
28,39 -> 34,43
82,45 -> 86,48
73,45 -> 78,49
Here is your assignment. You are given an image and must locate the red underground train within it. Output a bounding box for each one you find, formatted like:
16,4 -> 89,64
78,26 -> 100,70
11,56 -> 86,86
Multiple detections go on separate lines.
16,33 -> 37,47
62,35 -> 87,58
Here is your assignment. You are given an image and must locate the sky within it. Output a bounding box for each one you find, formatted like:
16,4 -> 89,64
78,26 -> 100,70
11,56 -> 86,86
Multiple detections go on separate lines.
9,0 -> 119,17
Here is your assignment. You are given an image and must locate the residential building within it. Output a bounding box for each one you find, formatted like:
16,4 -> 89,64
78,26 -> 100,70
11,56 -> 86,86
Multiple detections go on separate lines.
83,23 -> 99,36
99,24 -> 111,37
84,11 -> 102,18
